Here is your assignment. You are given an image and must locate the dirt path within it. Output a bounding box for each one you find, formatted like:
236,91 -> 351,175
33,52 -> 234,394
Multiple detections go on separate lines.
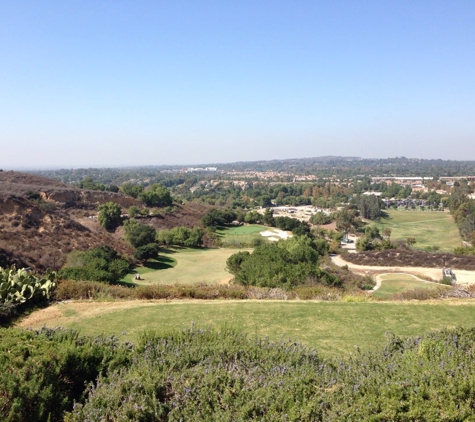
331,255 -> 475,284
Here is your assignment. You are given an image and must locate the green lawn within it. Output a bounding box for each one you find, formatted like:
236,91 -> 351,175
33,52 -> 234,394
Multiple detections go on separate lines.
24,300 -> 475,358
122,247 -> 250,285
374,210 -> 461,251
217,224 -> 267,247
373,273 -> 448,298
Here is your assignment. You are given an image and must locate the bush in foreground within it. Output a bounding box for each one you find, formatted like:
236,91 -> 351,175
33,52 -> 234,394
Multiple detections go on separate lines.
0,328 -> 132,422
67,326 -> 475,421
4,326 -> 475,420
53,279 -> 353,301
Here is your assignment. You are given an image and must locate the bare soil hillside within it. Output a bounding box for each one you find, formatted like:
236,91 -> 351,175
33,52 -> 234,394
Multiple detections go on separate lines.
0,171 -> 212,269
0,171 -> 136,269
144,202 -> 212,230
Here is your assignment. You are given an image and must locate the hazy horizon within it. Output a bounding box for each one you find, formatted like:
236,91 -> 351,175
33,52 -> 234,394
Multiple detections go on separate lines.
1,1 -> 474,168
4,154 -> 475,173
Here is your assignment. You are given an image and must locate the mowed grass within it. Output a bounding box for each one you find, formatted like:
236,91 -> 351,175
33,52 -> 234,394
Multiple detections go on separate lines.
22,300 -> 475,358
374,210 -> 461,251
217,224 -> 267,246
373,273 -> 449,299
122,248 -> 250,285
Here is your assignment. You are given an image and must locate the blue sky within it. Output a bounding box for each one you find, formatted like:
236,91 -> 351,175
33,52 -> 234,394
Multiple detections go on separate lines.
1,1 -> 474,169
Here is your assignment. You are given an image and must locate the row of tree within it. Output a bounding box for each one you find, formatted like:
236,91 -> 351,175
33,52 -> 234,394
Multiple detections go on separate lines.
450,186 -> 475,252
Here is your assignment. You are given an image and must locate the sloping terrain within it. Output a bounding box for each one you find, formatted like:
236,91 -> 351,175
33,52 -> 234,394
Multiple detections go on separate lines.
0,171 -> 136,269
0,171 -> 213,270
145,202 -> 212,230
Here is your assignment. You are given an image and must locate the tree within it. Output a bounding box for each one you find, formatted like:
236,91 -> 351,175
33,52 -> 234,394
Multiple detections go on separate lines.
309,212 -> 332,225
128,205 -> 141,218
259,195 -> 273,207
334,208 -> 361,235
262,208 -> 275,226
78,176 -> 105,191
355,195 -> 383,220
121,182 -> 144,198
202,209 -> 237,228
98,202 -> 122,230
226,251 -> 250,274
356,226 -> 385,251
244,210 -> 261,224
134,243 -> 160,263
124,219 -> 157,248
139,183 -> 173,207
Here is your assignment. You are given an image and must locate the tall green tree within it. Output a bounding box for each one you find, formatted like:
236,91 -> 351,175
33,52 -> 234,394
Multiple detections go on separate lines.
133,243 -> 160,263
201,209 -> 237,228
139,183 -> 173,207
120,182 -> 144,198
124,219 -> 157,248
262,208 -> 275,226
98,202 -> 122,230
355,195 -> 383,220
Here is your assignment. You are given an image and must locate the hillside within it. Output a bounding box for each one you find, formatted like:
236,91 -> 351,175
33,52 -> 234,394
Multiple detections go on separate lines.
0,171 -> 211,270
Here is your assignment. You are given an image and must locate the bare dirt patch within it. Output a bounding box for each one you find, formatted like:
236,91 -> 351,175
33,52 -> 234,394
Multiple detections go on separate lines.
18,300 -> 157,329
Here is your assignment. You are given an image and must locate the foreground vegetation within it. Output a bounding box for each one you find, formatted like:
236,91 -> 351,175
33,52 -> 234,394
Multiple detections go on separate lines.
0,267 -> 56,324
4,325 -> 475,421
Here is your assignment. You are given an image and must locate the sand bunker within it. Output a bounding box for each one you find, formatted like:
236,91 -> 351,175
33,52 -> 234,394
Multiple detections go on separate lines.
260,229 -> 292,241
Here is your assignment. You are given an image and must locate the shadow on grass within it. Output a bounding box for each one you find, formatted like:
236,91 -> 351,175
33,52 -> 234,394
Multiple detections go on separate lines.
159,247 -> 177,254
115,280 -> 137,287
215,226 -> 229,238
144,255 -> 177,270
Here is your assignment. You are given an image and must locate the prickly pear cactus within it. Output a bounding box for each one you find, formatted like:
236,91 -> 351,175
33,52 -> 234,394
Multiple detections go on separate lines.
0,266 -> 56,305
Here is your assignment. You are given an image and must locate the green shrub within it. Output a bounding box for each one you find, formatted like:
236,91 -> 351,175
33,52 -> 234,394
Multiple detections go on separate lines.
59,247 -> 130,283
66,327 -> 325,421
229,237 -> 340,289
58,267 -> 114,283
440,276 -> 453,286
66,326 -> 475,421
0,328 -> 132,422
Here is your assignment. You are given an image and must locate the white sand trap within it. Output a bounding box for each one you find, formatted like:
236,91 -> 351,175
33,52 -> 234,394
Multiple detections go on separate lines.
277,230 -> 291,239
260,229 -> 293,240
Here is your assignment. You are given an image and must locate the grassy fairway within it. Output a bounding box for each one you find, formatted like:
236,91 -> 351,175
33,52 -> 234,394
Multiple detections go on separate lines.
374,210 -> 461,251
373,273 -> 448,298
217,224 -> 267,246
20,300 -> 475,358
122,248 -> 250,285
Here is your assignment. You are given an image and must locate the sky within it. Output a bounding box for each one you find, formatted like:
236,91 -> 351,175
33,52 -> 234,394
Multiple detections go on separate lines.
1,1 -> 474,169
